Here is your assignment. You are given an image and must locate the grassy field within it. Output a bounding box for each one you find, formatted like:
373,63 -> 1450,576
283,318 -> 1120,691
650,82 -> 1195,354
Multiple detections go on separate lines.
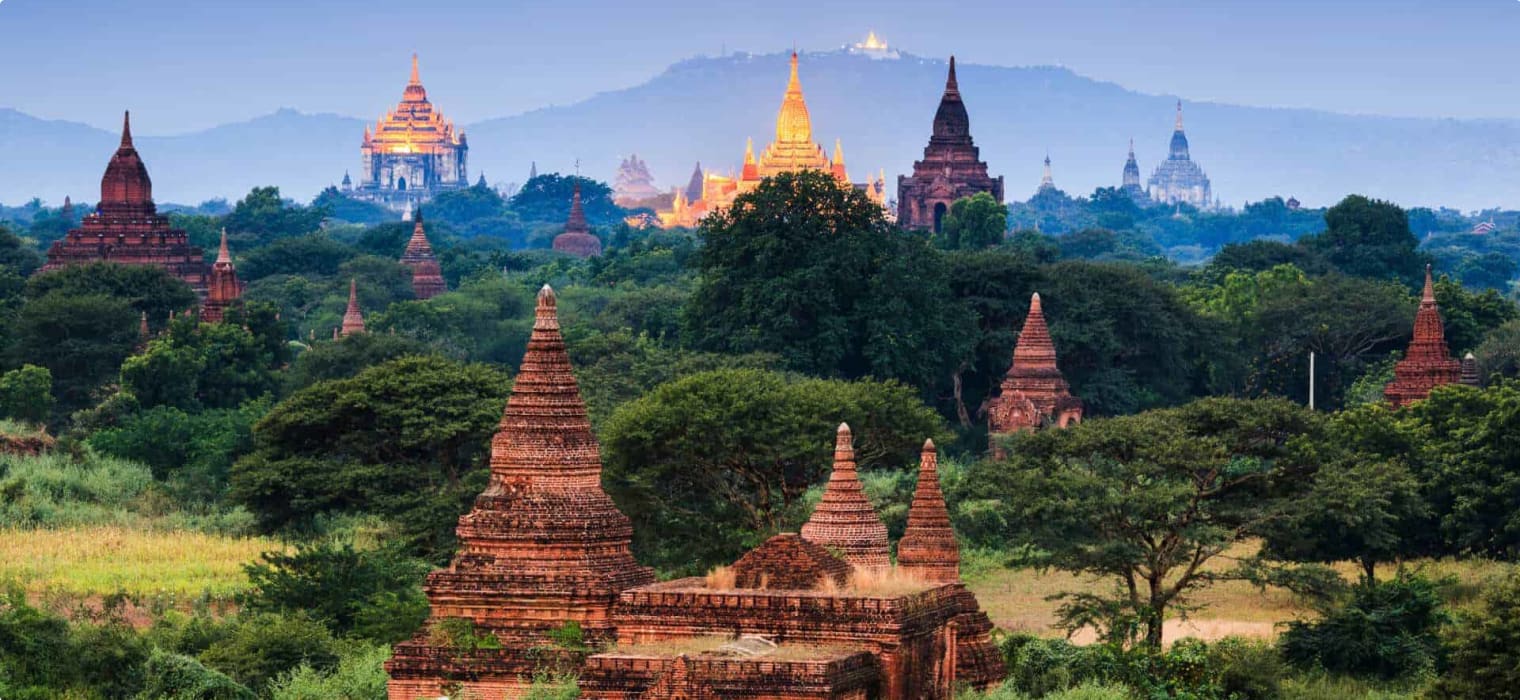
0,525 -> 282,605
965,549 -> 1510,643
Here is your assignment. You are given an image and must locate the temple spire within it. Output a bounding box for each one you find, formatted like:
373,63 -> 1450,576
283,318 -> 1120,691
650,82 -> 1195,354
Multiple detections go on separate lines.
800,423 -> 891,571
409,53 -> 421,85
120,111 -> 134,148
1421,263 -> 1436,304
1175,100 -> 1184,131
897,439 -> 961,583
774,51 -> 813,144
215,228 -> 231,265
1384,265 -> 1461,407
340,279 -> 366,336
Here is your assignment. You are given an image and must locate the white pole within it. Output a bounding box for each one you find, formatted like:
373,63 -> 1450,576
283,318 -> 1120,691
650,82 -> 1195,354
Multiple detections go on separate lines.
1309,352 -> 1316,410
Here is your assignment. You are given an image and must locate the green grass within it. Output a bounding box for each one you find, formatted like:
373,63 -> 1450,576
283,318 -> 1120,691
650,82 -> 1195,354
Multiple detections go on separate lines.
0,450 -> 254,533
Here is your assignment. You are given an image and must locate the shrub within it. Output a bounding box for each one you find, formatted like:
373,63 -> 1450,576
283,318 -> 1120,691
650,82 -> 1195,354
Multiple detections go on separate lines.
0,365 -> 53,423
199,613 -> 340,692
1207,637 -> 1286,700
1429,571 -> 1520,699
267,642 -> 389,700
137,648 -> 256,700
239,541 -> 429,643
1279,571 -> 1448,679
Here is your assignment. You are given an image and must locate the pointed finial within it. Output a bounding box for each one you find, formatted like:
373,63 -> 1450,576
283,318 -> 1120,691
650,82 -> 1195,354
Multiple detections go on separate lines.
120,111 -> 134,148
1422,264 -> 1436,303
833,138 -> 844,165
1031,291 -> 1043,311
946,56 -> 959,93
1175,100 -> 1184,131
1129,137 -> 1135,155
922,437 -> 937,455
410,53 -> 420,84
216,228 -> 231,264
788,50 -> 801,92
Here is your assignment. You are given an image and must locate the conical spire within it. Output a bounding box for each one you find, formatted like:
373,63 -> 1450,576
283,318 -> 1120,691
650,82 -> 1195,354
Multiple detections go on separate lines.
215,228 -> 231,265
946,55 -> 960,94
529,161 -> 538,180
553,184 -> 601,257
774,51 -> 814,144
1384,265 -> 1462,407
340,278 -> 366,336
565,183 -> 589,233
1421,263 -> 1436,304
203,228 -> 243,323
100,110 -> 153,206
1175,100 -> 1184,131
830,138 -> 847,180
897,439 -> 960,584
930,56 -> 972,144
800,423 -> 891,570
987,292 -> 1082,447
1040,155 -> 1054,189
409,53 -> 420,85
120,110 -> 134,148
400,209 -> 446,299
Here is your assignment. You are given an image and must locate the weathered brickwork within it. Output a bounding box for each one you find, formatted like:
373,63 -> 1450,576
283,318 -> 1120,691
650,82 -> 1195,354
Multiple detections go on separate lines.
340,279 -> 366,337
399,209 -> 447,300
1384,266 -> 1463,408
201,230 -> 243,323
732,533 -> 852,591
897,440 -> 960,584
552,184 -> 603,258
987,292 -> 1083,454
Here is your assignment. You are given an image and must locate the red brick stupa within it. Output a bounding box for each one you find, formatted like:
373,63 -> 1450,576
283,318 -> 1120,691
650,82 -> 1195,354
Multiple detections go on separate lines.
1384,266 -> 1462,408
399,208 -> 446,300
896,57 -> 1005,233
386,285 -> 654,698
41,112 -> 211,296
551,184 -> 602,258
986,293 -> 1083,455
799,423 -> 891,571
339,279 -> 366,337
201,229 -> 244,323
896,439 -> 960,584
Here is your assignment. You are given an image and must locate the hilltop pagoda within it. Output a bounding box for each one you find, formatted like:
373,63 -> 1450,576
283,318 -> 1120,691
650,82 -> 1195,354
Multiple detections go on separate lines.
986,293 -> 1083,455
399,209 -> 446,299
201,230 -> 244,323
41,112 -> 211,296
897,57 -> 1005,233
551,184 -> 602,258
1384,266 -> 1462,407
347,55 -> 469,211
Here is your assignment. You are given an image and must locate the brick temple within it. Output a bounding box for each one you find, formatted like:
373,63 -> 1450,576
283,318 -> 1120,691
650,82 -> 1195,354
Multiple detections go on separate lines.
400,209 -> 447,300
552,184 -> 603,258
201,229 -> 244,323
387,285 -> 1004,699
896,57 -> 1005,233
1384,266 -> 1463,407
41,112 -> 211,297
986,292 -> 1083,454
340,279 -> 366,337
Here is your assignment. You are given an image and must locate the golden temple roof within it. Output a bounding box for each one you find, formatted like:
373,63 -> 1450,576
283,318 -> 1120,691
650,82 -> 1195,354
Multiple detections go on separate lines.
366,54 -> 465,156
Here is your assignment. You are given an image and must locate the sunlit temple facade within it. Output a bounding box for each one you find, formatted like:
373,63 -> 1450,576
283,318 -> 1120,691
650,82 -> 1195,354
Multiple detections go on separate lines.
1146,102 -> 1213,209
344,55 -> 468,211
658,52 -> 885,228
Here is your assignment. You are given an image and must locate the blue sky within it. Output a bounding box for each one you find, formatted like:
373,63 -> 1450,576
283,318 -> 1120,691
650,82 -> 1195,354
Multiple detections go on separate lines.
3,0 -> 1518,133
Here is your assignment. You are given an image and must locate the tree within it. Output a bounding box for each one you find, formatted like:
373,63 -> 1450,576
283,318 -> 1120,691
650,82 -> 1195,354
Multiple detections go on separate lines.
1301,195 -> 1427,285
1405,380 -> 1520,557
90,400 -> 268,501
26,261 -> 199,327
240,542 -> 429,642
1279,572 -> 1448,680
310,186 -> 390,226
427,181 -> 507,226
0,224 -> 42,276
1454,251 -> 1517,290
137,648 -> 256,700
223,186 -> 327,243
684,170 -> 974,390
237,234 -> 354,281
0,365 -> 54,423
602,368 -> 951,573
229,356 -> 510,559
964,397 -> 1322,649
121,317 -> 279,411
282,332 -> 437,393
943,249 -> 1040,426
13,292 -> 139,413
508,174 -> 621,226
1433,275 -> 1518,356
198,613 -> 339,693
1475,318 -> 1520,381
934,192 -> 1007,250
1430,571 -> 1520,699
1208,239 -> 1328,275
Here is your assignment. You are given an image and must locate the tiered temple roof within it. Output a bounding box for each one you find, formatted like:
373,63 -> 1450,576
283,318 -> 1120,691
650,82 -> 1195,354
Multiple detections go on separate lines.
201,229 -> 243,323
552,184 -> 603,258
896,440 -> 960,584
1121,139 -> 1149,203
340,279 -> 366,337
986,293 -> 1083,453
352,55 -> 469,210
399,209 -> 446,300
897,57 -> 1005,233
387,285 -> 654,697
1384,266 -> 1463,407
799,423 -> 891,571
1147,102 -> 1213,209
41,112 -> 211,296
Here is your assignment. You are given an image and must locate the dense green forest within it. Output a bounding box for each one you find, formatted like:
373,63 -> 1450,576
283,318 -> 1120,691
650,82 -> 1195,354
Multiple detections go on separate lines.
5,172 -> 1520,698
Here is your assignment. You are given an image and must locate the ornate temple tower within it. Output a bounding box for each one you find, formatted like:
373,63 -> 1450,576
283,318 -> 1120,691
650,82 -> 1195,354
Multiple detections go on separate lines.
42,112 -> 211,296
800,423 -> 892,571
551,184 -> 602,258
1147,102 -> 1213,208
1036,155 -> 1057,194
201,230 -> 244,323
1384,266 -> 1463,408
387,285 -> 655,698
1121,140 -> 1148,203
897,439 -> 960,584
340,279 -> 366,337
352,55 -> 468,211
399,210 -> 446,300
986,293 -> 1083,456
897,57 -> 1005,233
611,154 -> 660,206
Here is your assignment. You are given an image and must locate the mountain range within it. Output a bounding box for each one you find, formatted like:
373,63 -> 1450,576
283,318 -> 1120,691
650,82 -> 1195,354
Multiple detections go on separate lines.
5,50 -> 1520,212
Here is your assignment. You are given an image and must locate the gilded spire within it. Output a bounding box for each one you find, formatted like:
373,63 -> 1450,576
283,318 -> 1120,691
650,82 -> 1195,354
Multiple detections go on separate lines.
774,51 -> 814,144
832,138 -> 844,166
897,438 -> 961,583
800,423 -> 891,571
744,137 -> 755,165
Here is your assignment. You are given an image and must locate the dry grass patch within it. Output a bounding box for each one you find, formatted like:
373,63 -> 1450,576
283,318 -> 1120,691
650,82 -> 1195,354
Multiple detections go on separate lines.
0,525 -> 282,602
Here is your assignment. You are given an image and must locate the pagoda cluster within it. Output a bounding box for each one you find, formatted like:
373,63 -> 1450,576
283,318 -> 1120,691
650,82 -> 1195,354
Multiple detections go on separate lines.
386,285 -> 1003,699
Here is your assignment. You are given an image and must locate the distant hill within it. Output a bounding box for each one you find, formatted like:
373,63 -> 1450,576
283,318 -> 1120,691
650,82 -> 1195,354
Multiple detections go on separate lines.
6,51 -> 1520,211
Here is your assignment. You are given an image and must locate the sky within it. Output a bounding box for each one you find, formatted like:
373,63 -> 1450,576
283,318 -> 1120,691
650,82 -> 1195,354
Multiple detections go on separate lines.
3,0 -> 1520,133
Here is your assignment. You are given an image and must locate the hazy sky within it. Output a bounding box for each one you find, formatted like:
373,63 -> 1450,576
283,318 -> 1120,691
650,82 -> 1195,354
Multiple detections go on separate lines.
4,0 -> 1519,133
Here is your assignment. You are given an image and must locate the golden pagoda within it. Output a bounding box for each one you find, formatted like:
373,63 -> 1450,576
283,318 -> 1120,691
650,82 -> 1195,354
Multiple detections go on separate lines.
346,54 -> 469,211
660,52 -> 883,226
